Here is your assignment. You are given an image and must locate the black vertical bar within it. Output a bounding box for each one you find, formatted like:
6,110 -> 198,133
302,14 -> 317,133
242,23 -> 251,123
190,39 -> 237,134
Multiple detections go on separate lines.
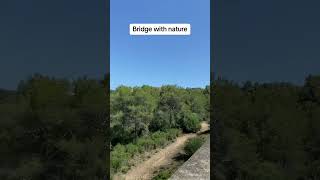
210,0 -> 214,179
106,0 -> 111,179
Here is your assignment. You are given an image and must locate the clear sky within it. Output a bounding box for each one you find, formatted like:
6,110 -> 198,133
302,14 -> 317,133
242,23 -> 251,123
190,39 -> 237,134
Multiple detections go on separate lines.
110,0 -> 210,89
2,0 -> 318,90
0,0 -> 107,90
214,0 -> 320,84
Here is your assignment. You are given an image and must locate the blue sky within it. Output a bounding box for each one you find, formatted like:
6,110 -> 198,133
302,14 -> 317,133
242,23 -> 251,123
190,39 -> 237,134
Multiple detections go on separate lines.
0,0 -> 107,90
110,0 -> 210,89
214,0 -> 320,84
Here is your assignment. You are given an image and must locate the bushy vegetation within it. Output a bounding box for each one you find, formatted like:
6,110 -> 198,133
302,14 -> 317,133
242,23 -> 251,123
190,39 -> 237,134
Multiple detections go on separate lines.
111,85 -> 209,145
0,74 -> 108,179
213,75 -> 320,180
0,74 -> 209,179
110,85 -> 209,175
180,112 -> 201,133
184,136 -> 206,158
111,129 -> 182,173
152,169 -> 173,180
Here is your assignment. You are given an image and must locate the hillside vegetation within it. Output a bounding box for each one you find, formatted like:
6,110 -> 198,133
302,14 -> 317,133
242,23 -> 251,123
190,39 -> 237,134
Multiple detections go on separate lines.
0,74 -> 108,179
110,85 -> 210,175
213,75 -> 320,180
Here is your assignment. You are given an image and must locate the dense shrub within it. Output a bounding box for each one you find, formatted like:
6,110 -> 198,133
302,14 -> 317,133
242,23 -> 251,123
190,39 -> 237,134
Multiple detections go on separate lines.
152,169 -> 172,180
181,112 -> 201,133
166,129 -> 182,140
110,85 -> 208,177
184,137 -> 205,157
0,74 -> 210,179
149,110 -> 171,132
137,137 -> 155,151
111,85 -> 209,146
111,145 -> 129,172
0,75 -> 108,179
111,129 -> 182,174
213,76 -> 320,180
151,132 -> 167,147
126,143 -> 139,157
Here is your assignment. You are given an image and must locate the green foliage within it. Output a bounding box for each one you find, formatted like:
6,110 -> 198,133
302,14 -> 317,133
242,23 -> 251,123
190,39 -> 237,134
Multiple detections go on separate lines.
149,110 -> 171,131
126,143 -> 139,157
14,157 -> 44,180
0,74 -> 107,179
111,144 -> 129,172
136,137 -> 155,152
0,74 -> 209,179
151,131 -> 168,147
180,112 -> 201,133
213,75 -> 320,180
111,85 -> 208,145
184,137 -> 205,157
109,84 -> 209,176
166,129 -> 182,140
152,169 -> 172,180
111,129 -> 182,174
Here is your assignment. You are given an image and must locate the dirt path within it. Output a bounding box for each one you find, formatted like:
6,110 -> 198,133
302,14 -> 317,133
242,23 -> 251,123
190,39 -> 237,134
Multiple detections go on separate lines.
199,121 -> 209,134
115,122 -> 209,180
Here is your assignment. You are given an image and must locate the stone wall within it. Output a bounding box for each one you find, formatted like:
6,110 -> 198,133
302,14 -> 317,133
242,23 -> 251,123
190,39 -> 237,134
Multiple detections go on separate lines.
169,138 -> 210,180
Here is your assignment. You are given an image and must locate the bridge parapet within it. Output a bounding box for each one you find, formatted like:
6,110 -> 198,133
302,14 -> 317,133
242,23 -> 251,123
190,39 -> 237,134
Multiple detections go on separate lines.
169,138 -> 210,180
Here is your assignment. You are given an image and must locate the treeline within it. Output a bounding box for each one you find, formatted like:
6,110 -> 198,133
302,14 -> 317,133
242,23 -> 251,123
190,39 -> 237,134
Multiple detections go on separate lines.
111,85 -> 210,145
110,85 -> 210,174
0,74 -> 108,179
213,75 -> 320,180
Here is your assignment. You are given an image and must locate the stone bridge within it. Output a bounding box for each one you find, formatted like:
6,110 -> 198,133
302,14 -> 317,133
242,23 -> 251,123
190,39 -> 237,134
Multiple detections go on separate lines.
169,138 -> 210,180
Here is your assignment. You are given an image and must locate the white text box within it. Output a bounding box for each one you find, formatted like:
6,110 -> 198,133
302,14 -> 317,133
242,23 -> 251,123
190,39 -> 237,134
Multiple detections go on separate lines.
130,24 -> 191,36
